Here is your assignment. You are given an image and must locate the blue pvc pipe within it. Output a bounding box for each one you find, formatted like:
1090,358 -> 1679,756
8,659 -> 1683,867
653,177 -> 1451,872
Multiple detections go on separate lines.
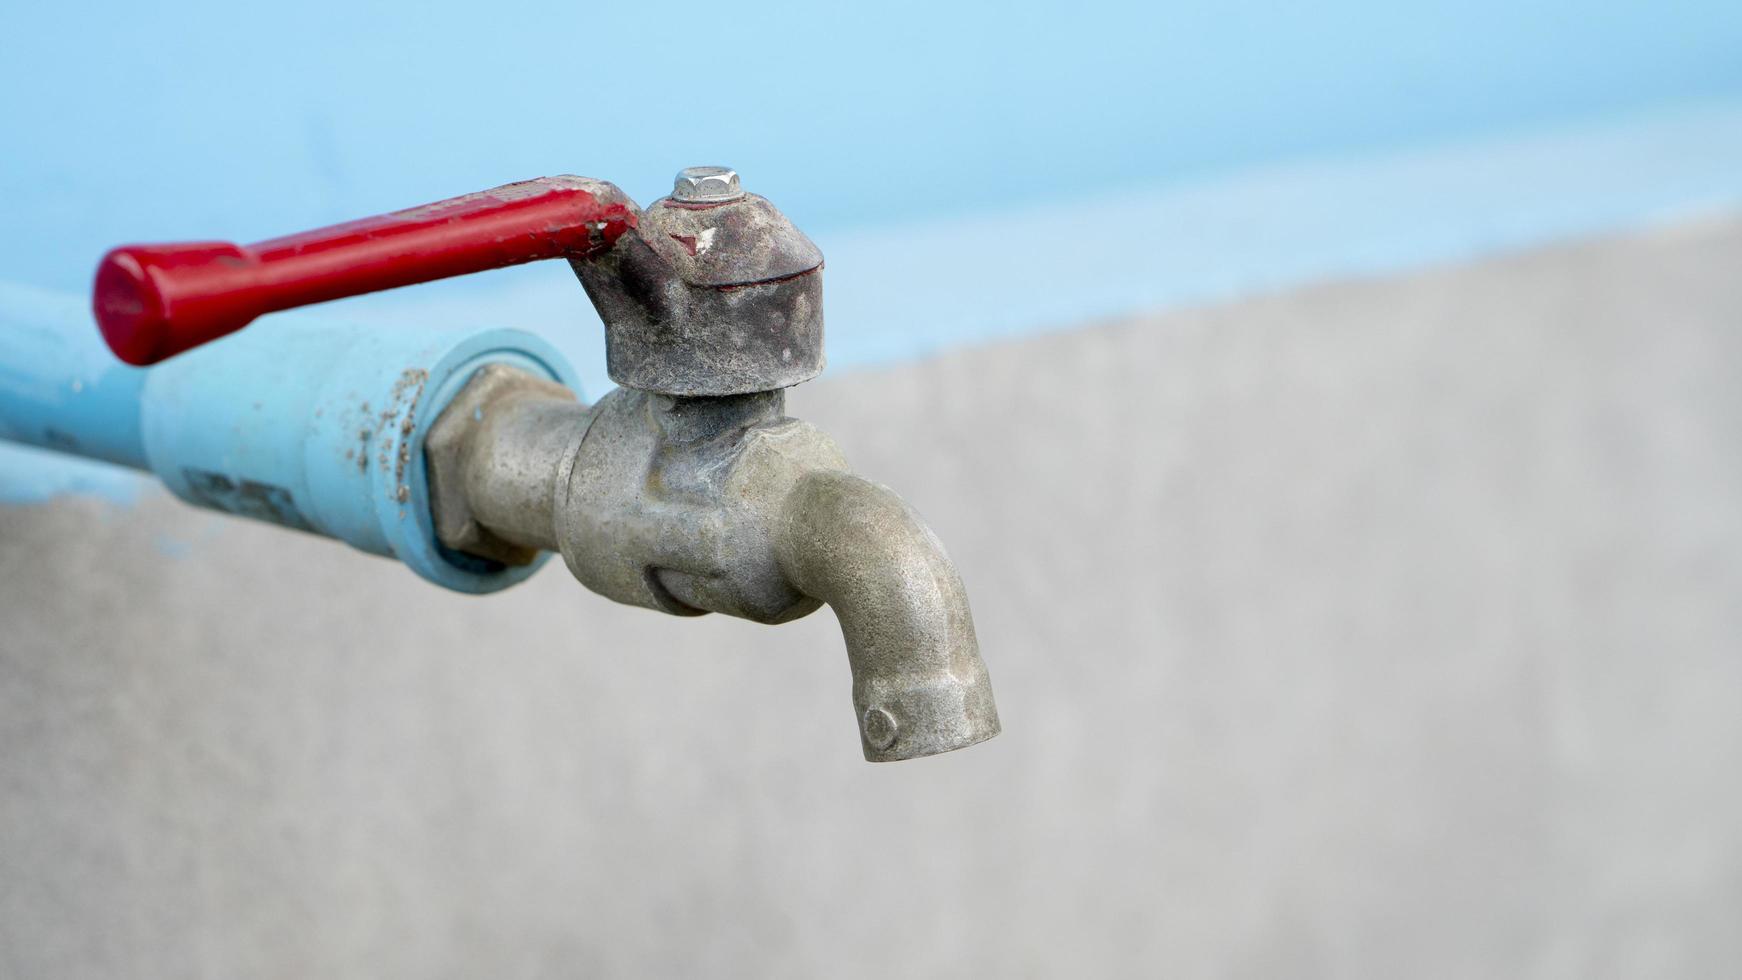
0,282 -> 148,469
0,282 -> 580,595
142,315 -> 578,593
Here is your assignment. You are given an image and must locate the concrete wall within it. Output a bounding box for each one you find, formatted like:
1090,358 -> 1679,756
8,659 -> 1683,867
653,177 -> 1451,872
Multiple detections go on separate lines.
4,217 -> 1740,978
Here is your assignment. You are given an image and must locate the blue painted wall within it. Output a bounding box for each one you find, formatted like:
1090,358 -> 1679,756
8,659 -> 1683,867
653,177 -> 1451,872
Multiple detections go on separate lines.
4,0 -> 1741,295
6,1 -> 1742,503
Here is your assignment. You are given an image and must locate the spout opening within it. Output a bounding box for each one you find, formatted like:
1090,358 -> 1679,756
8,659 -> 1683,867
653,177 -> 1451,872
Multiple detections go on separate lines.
857,672 -> 1002,762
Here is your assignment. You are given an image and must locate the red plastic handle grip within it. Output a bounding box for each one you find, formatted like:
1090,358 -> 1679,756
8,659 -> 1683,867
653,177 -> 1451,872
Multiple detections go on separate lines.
93,176 -> 638,365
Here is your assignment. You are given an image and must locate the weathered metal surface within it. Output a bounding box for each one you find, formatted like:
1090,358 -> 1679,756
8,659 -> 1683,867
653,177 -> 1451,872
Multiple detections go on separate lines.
430,369 -> 1001,761
559,387 -> 822,620
424,363 -> 587,567
571,186 -> 825,396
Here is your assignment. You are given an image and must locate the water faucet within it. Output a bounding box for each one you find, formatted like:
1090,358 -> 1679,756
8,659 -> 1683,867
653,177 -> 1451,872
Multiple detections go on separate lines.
83,168 -> 1000,762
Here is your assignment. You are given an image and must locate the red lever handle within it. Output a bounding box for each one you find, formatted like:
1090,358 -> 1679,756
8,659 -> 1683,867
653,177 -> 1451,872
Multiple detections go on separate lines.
92,176 -> 638,365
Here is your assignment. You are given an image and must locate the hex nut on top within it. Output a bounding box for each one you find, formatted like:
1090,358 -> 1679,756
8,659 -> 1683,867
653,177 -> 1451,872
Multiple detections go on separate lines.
672,166 -> 743,203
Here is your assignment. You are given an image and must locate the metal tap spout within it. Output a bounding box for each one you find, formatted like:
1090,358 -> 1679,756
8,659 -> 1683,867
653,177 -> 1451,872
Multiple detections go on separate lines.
775,470 -> 1000,761
428,376 -> 1000,762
